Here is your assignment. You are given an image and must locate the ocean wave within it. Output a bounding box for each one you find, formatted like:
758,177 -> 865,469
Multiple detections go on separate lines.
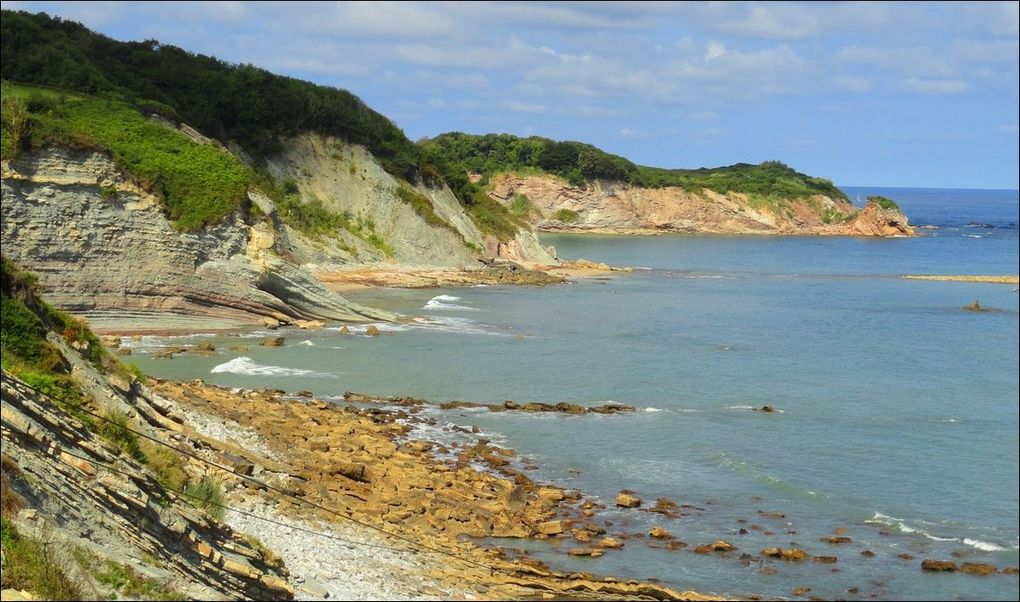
210,356 -> 327,377
414,315 -> 505,337
337,323 -> 411,336
866,513 -> 1010,550
298,340 -> 315,346
423,294 -> 478,311
643,407 -> 667,412
963,234 -> 984,239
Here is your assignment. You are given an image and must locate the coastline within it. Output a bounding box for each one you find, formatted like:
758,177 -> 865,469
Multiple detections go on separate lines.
901,274 -> 1020,285
146,378 -> 718,601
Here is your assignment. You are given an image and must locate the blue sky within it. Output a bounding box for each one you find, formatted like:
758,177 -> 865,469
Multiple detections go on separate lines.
4,1 -> 1018,188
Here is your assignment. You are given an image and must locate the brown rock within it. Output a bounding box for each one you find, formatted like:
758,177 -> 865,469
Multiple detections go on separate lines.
366,325 -> 380,336
762,547 -> 808,561
822,536 -> 852,544
813,556 -> 838,564
649,527 -> 672,539
960,563 -> 997,576
260,337 -> 285,347
1002,567 -> 1018,575
860,550 -> 876,558
296,319 -> 324,330
963,300 -> 986,312
262,317 -> 281,329
568,547 -> 604,558
649,497 -> 680,517
710,540 -> 736,552
339,326 -> 350,335
792,586 -> 811,596
538,520 -> 564,536
921,559 -> 958,572
572,530 -> 592,543
758,510 -> 785,519
898,553 -> 914,560
615,491 -> 641,508
596,537 -> 624,549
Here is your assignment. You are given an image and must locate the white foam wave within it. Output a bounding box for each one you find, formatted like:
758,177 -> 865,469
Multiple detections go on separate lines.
210,357 -> 324,377
867,513 -> 1008,549
725,405 -> 756,411
413,316 -> 505,337
298,340 -> 315,346
337,323 -> 411,336
424,294 -> 477,311
964,538 -> 1008,552
964,234 -> 984,238
237,329 -> 278,339
643,407 -> 666,412
941,418 -> 960,423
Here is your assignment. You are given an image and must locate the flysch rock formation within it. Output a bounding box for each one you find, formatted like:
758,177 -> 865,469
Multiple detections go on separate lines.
1,346 -> 294,600
264,133 -> 556,268
488,173 -> 915,237
1,147 -> 399,329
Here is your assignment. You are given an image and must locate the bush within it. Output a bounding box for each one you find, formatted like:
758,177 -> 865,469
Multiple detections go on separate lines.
509,193 -> 530,217
555,208 -> 580,223
183,477 -> 225,521
867,195 -> 899,211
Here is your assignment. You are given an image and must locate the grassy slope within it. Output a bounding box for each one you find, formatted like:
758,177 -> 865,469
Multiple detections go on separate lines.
2,82 -> 249,231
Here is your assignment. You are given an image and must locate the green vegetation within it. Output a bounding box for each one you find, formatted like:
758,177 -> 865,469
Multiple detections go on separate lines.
98,410 -> 146,463
867,195 -> 900,211
509,193 -> 531,217
2,82 -> 250,231
94,559 -> 185,601
183,477 -> 225,521
555,208 -> 580,223
395,183 -> 455,232
0,516 -> 83,600
0,10 -> 420,179
423,132 -> 849,202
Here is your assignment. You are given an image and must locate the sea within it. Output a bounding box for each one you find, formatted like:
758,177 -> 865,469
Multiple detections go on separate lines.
131,187 -> 1019,600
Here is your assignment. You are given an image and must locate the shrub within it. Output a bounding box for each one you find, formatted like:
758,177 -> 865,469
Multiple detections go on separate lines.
555,208 -> 580,223
98,410 -> 146,463
867,195 -> 899,211
183,477 -> 225,521
509,193 -> 530,217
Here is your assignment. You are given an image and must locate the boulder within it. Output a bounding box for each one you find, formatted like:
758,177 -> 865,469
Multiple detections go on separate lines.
366,325 -> 380,336
821,536 -> 852,544
615,491 -> 641,508
813,556 -> 838,564
537,520 -> 564,536
860,550 -> 876,557
260,337 -> 285,347
596,537 -> 624,549
921,559 -> 958,572
762,547 -> 808,561
649,527 -> 672,539
262,317 -> 281,329
960,563 -> 997,576
568,547 -> 604,558
339,325 -> 350,335
296,319 -> 324,330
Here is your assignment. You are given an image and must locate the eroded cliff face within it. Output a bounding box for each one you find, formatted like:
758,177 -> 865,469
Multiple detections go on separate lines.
1,148 -> 398,327
489,173 -> 915,236
265,134 -> 555,268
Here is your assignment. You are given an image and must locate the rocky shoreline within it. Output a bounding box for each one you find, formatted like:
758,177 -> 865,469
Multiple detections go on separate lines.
143,378 -> 718,601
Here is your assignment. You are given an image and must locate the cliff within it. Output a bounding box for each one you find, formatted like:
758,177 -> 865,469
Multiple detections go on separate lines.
488,173 -> 915,237
1,147 -> 401,329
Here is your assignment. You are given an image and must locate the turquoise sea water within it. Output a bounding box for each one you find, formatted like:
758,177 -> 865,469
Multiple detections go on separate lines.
134,187 -> 1019,600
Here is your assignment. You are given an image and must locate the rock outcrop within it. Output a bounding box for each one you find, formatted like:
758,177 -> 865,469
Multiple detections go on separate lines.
488,173 -> 915,237
1,148 -> 398,327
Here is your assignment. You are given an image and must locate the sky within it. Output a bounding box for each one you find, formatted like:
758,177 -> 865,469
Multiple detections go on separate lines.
3,1 -> 1019,188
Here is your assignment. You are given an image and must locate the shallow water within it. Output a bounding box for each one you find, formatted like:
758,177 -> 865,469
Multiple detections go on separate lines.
135,187 -> 1019,600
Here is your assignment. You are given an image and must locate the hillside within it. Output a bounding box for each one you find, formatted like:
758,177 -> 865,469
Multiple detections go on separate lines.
423,133 -> 914,236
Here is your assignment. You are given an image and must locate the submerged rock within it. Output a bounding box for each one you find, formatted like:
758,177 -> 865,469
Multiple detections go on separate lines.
259,336 -> 285,347
649,527 -> 672,539
960,563 -> 998,576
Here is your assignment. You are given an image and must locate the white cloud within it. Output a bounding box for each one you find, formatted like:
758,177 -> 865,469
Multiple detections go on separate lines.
619,127 -> 647,139
831,75 -> 872,93
903,77 -> 970,94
